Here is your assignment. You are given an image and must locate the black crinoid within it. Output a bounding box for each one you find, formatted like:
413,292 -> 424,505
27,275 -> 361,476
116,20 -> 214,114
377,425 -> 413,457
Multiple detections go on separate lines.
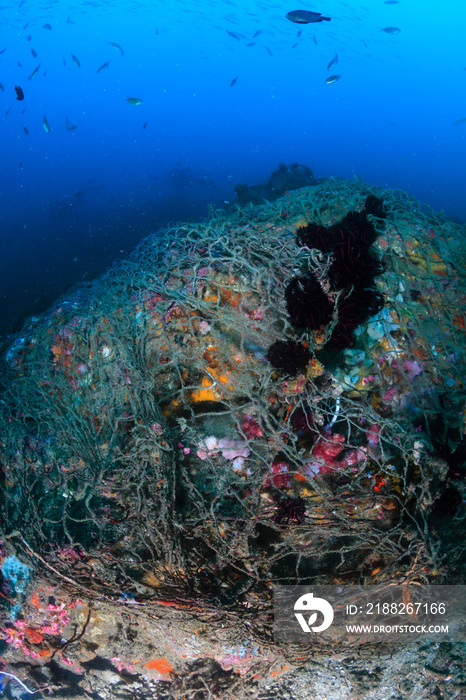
328,246 -> 385,291
364,193 -> 388,222
294,195 -> 387,353
285,273 -> 334,329
324,288 -> 385,352
296,195 -> 386,255
266,339 -> 311,375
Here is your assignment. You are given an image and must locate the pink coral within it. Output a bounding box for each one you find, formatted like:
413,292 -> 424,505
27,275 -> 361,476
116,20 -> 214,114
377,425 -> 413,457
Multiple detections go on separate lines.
240,414 -> 264,439
303,430 -> 365,476
366,423 -> 382,459
266,458 -> 292,489
403,360 -> 423,380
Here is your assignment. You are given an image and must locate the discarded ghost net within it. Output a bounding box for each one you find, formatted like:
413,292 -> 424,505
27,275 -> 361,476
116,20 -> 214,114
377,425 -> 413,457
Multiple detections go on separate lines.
1,178 -> 465,620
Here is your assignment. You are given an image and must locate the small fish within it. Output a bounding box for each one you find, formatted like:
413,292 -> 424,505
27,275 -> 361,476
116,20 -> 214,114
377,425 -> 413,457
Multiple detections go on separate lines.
313,35 -> 318,45
97,60 -> 110,73
108,42 -> 124,55
297,30 -> 302,37
15,85 -> 24,100
327,53 -> 338,71
5,106 -> 11,115
382,26 -> 401,33
65,115 -> 77,130
71,53 -> 81,67
23,126 -> 29,134
31,48 -> 37,58
230,76 -> 238,87
286,10 -> 331,24
63,55 -> 67,65
126,96 -> 143,105
28,63 -> 41,80
0,48 -> 6,54
0,82 -> 4,91
226,29 -> 241,40
26,35 -> 32,41
42,23 -> 52,30
23,21 -> 29,29
384,1 -> 400,4
325,74 -> 341,84
253,29 -> 262,38
19,162 -> 23,168
142,122 -> 147,129
266,46 -> 273,56
43,115 -> 50,133
17,61 -> 22,67
452,118 -> 466,126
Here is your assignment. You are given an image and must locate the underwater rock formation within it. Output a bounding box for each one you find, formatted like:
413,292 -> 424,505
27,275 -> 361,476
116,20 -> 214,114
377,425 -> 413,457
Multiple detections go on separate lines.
234,162 -> 318,205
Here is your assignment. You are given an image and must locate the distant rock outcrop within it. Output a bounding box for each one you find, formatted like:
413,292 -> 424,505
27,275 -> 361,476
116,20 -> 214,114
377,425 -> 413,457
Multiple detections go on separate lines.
234,162 -> 318,205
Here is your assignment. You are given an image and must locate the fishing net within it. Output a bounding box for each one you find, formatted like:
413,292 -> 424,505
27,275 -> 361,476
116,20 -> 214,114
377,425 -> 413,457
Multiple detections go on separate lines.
1,178 -> 465,623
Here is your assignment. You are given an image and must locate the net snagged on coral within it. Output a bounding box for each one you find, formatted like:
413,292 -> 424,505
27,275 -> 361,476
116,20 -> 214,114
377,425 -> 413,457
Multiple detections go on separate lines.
1,178 -> 465,626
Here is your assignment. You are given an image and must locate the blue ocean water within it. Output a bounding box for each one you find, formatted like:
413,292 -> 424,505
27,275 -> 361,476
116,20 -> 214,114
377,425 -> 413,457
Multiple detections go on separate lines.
0,0 -> 465,336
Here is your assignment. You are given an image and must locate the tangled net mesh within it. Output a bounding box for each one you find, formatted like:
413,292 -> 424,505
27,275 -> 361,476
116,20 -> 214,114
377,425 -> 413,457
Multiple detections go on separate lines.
1,178 -> 465,619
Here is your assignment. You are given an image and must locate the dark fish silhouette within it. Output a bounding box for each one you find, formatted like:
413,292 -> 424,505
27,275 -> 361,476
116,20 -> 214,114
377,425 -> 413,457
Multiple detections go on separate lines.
286,10 -> 331,24
327,53 -> 338,71
15,85 -> 24,100
42,23 -> 52,30
71,53 -> 81,67
66,115 -> 78,130
97,60 -> 110,73
23,126 -> 29,134
230,76 -> 238,87
28,63 -> 41,80
31,48 -> 37,58
108,42 -> 124,55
